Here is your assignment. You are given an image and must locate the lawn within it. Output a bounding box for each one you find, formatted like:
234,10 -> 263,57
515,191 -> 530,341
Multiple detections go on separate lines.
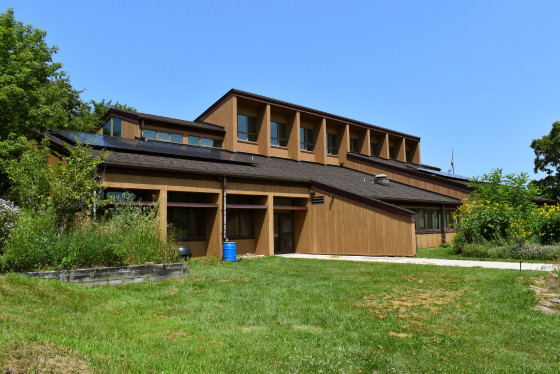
1,257 -> 559,373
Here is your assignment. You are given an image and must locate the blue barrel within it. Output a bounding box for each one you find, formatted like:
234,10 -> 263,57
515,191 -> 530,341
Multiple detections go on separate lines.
223,242 -> 237,262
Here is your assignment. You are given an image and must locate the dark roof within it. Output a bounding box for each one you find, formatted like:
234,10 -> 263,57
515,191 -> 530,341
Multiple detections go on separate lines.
101,108 -> 225,134
46,131 -> 460,210
347,152 -> 472,191
196,89 -> 420,141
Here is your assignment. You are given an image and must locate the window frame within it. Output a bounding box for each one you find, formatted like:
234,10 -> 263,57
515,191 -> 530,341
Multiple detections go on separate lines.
326,132 -> 339,156
167,207 -> 206,241
237,114 -> 258,142
271,121 -> 288,147
300,127 -> 314,152
226,209 -> 254,239
350,137 -> 360,153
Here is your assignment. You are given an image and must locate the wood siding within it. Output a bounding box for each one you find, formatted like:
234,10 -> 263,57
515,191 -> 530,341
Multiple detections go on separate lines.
416,232 -> 457,248
299,192 -> 416,256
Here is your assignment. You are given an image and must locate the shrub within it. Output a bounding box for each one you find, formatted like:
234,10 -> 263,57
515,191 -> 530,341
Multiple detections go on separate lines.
0,199 -> 20,249
460,242 -> 560,261
1,205 -> 178,272
536,204 -> 560,244
1,209 -> 59,272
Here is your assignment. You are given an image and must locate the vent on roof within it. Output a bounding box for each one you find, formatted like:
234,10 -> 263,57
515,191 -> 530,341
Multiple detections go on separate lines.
374,174 -> 389,186
311,196 -> 325,205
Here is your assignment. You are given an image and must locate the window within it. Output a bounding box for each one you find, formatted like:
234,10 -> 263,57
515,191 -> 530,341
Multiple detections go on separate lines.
188,135 -> 222,148
142,129 -> 182,143
350,137 -> 360,153
168,208 -> 205,240
326,133 -> 338,156
170,133 -> 182,143
389,146 -> 396,159
414,209 -> 441,231
271,121 -> 288,147
143,129 -> 156,140
168,192 -> 207,203
371,142 -> 378,157
238,114 -> 257,142
112,118 -> 122,137
227,210 -> 254,238
300,128 -> 314,151
444,210 -> 456,229
103,120 -> 111,136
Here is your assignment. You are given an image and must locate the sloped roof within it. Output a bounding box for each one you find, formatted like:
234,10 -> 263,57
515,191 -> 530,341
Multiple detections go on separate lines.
47,130 -> 460,209
101,108 -> 225,134
196,89 -> 420,141
347,152 -> 472,191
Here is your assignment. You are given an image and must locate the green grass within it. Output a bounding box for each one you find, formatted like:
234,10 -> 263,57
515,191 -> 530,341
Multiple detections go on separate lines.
1,257 -> 559,373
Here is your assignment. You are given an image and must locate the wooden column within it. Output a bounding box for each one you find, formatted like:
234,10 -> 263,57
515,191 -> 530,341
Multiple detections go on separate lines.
397,137 -> 406,162
316,118 -> 327,164
257,104 -> 271,157
255,194 -> 274,256
380,133 -> 389,159
158,189 -> 168,241
206,193 -> 222,258
338,124 -> 350,164
288,111 -> 300,161
412,141 -> 421,164
361,129 -> 371,156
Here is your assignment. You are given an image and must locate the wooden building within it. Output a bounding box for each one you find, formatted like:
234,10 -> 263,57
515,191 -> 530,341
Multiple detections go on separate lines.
45,89 -> 471,257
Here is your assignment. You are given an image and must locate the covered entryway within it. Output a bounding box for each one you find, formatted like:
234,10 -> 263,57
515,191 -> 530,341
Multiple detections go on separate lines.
274,211 -> 295,254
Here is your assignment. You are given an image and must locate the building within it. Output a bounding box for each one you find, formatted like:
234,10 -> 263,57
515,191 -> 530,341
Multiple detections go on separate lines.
45,89 -> 471,258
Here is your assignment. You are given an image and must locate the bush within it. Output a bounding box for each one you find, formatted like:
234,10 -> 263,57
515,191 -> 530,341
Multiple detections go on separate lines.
1,209 -> 59,271
0,199 -> 20,250
1,205 -> 178,272
460,242 -> 560,261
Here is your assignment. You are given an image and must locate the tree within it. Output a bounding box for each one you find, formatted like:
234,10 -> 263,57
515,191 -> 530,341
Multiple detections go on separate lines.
6,139 -> 109,230
531,121 -> 560,201
469,169 -> 540,211
0,8 -> 136,139
0,8 -> 91,138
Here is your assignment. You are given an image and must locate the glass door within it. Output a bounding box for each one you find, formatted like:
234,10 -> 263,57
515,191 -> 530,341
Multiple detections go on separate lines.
274,211 -> 295,254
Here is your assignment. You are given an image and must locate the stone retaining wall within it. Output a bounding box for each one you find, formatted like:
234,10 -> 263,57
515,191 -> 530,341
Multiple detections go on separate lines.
24,262 -> 189,287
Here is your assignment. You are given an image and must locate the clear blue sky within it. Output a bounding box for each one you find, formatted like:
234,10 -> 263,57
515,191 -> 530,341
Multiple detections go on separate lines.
6,1 -> 560,179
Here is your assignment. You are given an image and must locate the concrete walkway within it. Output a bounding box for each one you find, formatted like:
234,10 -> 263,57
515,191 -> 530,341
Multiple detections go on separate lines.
276,253 -> 560,272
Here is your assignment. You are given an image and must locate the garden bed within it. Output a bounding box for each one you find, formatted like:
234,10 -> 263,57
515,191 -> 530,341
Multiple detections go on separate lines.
23,262 -> 189,287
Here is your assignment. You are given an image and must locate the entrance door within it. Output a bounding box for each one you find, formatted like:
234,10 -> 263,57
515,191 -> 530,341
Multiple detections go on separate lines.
274,211 -> 295,253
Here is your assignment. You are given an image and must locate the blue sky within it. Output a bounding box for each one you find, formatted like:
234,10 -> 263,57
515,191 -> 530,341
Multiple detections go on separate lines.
5,1 -> 560,179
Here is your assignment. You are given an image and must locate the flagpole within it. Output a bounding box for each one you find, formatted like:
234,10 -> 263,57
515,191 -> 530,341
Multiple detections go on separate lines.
451,149 -> 454,174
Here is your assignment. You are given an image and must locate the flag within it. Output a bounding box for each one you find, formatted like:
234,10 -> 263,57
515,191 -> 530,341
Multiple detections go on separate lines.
451,149 -> 454,174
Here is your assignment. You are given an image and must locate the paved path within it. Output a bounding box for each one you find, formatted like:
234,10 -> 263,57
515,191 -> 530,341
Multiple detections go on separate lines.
276,253 -> 560,272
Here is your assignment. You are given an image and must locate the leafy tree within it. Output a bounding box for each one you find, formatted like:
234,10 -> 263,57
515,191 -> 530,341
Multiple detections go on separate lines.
6,139 -> 109,229
469,169 -> 540,212
0,8 -> 91,138
0,8 -> 136,139
531,121 -> 560,201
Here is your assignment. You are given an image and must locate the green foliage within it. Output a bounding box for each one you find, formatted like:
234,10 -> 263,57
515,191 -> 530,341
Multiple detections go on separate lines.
0,8 -> 91,138
453,169 -> 548,253
5,139 -> 108,229
469,169 -> 539,212
531,121 -> 560,201
0,198 -> 20,250
1,205 -> 178,272
0,8 -> 135,140
0,134 -> 30,198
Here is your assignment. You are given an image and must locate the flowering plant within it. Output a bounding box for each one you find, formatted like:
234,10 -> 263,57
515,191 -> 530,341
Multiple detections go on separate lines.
0,199 -> 20,247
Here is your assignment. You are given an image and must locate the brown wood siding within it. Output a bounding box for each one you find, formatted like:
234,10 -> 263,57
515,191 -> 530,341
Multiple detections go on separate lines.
270,146 -> 289,158
122,120 -> 140,139
298,192 -> 416,256
345,159 -> 470,201
204,96 -> 236,151
416,233 -> 442,248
